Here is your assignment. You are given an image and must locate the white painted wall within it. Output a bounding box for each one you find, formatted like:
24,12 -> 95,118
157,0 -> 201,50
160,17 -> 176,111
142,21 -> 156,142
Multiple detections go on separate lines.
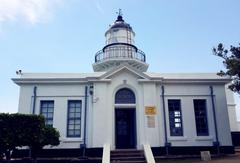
91,82 -> 111,148
16,70 -> 233,149
18,85 -> 34,114
142,83 -> 160,147
225,86 -> 240,131
163,84 -> 214,146
214,85 -> 232,145
161,84 -> 232,146
18,84 -> 87,149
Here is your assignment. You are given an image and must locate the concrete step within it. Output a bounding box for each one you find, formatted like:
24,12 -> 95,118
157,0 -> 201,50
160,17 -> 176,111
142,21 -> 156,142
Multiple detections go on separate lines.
111,156 -> 145,161
112,150 -> 143,154
112,149 -> 144,152
111,153 -> 144,157
111,161 -> 146,163
111,149 -> 146,163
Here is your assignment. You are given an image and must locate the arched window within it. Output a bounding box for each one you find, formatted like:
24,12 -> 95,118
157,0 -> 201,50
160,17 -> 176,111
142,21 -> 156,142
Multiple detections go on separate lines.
115,88 -> 135,104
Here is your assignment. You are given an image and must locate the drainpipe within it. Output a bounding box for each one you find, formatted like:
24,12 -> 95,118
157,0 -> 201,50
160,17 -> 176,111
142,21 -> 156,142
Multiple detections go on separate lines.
82,86 -> 88,157
161,86 -> 170,155
29,86 -> 37,157
32,86 -> 37,114
210,86 -> 220,155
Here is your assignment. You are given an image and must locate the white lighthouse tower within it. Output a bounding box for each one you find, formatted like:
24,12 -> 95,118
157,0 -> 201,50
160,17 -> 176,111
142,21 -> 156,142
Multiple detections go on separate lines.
93,10 -> 149,72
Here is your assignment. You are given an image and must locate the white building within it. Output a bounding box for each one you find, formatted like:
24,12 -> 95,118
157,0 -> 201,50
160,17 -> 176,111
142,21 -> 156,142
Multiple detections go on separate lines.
13,13 -> 237,156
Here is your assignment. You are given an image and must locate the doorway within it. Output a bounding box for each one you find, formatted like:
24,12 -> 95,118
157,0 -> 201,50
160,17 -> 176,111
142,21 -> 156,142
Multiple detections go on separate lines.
114,88 -> 136,149
115,108 -> 136,149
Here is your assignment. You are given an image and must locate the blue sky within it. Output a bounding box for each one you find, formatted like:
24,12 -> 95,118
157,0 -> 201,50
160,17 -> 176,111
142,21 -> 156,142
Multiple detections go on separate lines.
0,0 -> 240,117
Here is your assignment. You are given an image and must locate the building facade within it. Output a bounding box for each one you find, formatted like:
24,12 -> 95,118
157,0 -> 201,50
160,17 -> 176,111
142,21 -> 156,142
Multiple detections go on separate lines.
13,13 -> 236,154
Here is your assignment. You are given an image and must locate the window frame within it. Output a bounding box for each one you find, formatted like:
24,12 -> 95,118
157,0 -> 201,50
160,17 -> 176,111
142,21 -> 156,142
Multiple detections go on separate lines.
167,99 -> 184,136
67,100 -> 82,138
193,99 -> 209,136
40,100 -> 54,126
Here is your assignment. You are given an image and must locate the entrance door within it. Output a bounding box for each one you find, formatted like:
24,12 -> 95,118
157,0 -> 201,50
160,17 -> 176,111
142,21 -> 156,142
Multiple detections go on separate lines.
115,108 -> 136,149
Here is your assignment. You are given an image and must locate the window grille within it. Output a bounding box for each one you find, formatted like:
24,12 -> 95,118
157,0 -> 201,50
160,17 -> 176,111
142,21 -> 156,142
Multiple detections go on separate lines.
115,88 -> 135,104
40,100 -> 54,126
168,99 -> 183,136
67,100 -> 82,137
194,99 -> 209,136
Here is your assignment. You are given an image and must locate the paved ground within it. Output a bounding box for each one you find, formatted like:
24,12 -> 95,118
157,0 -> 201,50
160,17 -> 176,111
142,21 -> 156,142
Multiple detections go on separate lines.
156,148 -> 240,163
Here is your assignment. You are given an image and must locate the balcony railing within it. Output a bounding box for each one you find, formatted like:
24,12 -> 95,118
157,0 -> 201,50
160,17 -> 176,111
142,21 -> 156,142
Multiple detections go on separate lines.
95,43 -> 146,63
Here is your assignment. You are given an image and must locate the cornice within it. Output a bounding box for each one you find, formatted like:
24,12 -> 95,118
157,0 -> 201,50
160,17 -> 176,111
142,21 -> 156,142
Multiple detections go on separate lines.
12,78 -> 111,85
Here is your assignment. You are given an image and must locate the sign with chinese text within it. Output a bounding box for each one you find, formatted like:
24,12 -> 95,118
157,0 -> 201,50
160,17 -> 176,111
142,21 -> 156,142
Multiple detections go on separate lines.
145,106 -> 156,115
147,116 -> 155,128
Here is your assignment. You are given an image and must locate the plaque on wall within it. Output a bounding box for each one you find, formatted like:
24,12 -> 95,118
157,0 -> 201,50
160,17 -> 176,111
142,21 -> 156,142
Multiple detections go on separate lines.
147,116 -> 155,128
145,106 -> 156,115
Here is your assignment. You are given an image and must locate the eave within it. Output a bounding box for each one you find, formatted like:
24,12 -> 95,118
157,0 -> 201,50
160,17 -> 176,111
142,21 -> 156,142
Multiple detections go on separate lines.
162,78 -> 231,84
12,78 -> 111,85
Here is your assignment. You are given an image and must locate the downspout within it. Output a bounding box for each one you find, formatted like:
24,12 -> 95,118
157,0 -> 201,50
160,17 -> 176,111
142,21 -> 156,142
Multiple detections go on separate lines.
210,86 -> 220,155
29,86 -> 37,157
82,86 -> 88,157
161,85 -> 169,155
32,86 -> 37,114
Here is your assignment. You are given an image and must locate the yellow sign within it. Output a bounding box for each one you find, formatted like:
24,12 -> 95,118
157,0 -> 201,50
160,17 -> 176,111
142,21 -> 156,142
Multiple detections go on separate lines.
145,106 -> 156,115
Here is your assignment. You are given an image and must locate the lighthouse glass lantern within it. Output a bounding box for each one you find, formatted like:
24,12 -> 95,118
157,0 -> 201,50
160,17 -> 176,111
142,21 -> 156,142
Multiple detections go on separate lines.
93,10 -> 148,72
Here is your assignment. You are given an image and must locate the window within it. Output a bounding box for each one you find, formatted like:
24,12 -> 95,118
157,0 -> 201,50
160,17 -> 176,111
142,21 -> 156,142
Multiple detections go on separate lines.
40,101 -> 54,126
67,100 -> 82,137
168,99 -> 183,136
115,88 -> 135,104
194,99 -> 209,136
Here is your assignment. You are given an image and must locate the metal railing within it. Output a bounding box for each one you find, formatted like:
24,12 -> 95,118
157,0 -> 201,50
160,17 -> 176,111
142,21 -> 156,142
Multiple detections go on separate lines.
95,43 -> 146,63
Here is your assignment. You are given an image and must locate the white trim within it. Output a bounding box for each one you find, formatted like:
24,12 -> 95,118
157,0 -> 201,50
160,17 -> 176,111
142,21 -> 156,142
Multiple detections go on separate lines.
93,58 -> 149,72
103,65 -> 149,80
162,79 -> 230,84
195,136 -> 213,141
227,104 -> 236,107
114,104 -> 136,108
168,136 -> 188,141
12,78 -> 111,85
138,79 -> 163,83
61,138 -> 83,142
112,85 -> 138,149
13,78 -> 229,85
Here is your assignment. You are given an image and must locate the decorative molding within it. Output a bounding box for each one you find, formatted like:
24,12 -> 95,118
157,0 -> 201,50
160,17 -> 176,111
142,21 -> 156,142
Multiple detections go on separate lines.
195,136 -> 214,141
168,137 -> 188,141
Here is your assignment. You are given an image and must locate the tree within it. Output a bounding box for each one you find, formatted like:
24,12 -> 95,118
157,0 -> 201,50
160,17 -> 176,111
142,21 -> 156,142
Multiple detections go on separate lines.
29,125 -> 60,162
0,113 -> 20,163
0,113 -> 60,163
213,43 -> 240,94
42,125 -> 60,147
21,115 -> 60,163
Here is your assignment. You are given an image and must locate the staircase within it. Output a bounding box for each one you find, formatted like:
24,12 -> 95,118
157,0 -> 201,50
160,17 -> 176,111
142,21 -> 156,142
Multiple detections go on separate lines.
111,149 -> 147,163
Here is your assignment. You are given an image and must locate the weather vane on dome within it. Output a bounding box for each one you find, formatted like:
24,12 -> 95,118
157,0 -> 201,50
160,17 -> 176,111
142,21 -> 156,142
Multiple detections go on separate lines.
116,9 -> 122,17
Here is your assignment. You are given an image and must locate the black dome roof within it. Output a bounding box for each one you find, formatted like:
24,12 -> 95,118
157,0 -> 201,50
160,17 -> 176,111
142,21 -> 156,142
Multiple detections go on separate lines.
109,15 -> 132,30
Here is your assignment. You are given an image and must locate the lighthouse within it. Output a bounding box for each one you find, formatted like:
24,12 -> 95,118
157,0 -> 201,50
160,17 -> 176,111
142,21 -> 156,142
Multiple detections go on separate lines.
12,10 -> 235,159
93,10 -> 149,72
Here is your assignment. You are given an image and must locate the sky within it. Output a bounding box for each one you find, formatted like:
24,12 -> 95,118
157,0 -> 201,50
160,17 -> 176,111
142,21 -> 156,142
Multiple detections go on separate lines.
0,0 -> 240,119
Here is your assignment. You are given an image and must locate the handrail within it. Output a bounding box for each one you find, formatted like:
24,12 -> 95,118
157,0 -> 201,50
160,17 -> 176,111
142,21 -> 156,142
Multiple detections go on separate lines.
95,43 -> 146,63
143,144 -> 156,163
102,144 -> 110,163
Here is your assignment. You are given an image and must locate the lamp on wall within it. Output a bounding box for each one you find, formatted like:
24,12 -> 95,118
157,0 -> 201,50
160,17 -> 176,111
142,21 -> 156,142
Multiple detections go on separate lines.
89,85 -> 94,95
88,84 -> 99,103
